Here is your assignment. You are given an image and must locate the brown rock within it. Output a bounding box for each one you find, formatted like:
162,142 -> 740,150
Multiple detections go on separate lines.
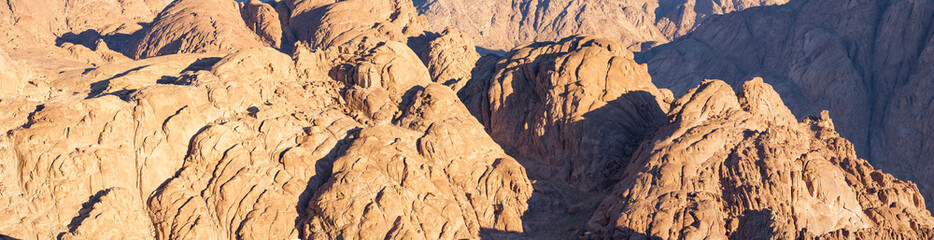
287,0 -> 428,49
470,35 -> 672,190
60,188 -> 156,240
0,0 -> 168,73
240,0 -> 290,49
587,79 -> 934,239
641,0 -> 934,209
2,0 -> 934,239
417,27 -> 482,93
414,0 -> 789,51
130,0 -> 269,59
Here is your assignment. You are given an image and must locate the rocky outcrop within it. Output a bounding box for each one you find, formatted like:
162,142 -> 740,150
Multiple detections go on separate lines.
413,0 -> 789,51
640,0 -> 934,207
0,0 -> 169,72
0,48 -> 33,97
0,0 -> 166,49
466,35 -> 673,190
0,32 -> 533,239
3,0 -> 934,239
288,0 -> 429,49
417,27 -> 482,93
240,0 -> 290,49
587,79 -> 934,239
130,0 -> 270,59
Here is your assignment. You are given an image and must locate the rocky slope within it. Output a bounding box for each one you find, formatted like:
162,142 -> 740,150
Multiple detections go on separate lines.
464,35 -> 673,191
588,78 -> 934,239
0,0 -> 932,239
0,31 -> 534,240
640,0 -> 934,208
129,0 -> 271,58
413,0 -> 789,51
0,0 -> 167,72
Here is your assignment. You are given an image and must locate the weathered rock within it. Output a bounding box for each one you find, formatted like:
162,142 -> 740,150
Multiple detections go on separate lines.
640,0 -> 934,208
414,0 -> 789,51
417,27 -> 482,93
587,79 -> 934,239
240,0 -> 290,49
0,48 -> 33,97
288,0 -> 428,49
469,35 -> 672,190
0,0 -> 168,73
130,0 -> 269,59
60,188 -> 156,240
2,0 -> 934,239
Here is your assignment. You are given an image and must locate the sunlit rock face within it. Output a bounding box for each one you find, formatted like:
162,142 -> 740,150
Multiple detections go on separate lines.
0,0 -> 932,239
412,0 -> 789,51
640,0 -> 934,209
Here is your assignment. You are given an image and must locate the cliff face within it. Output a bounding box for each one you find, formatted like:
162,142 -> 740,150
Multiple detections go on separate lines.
588,79 -> 934,239
0,0 -> 933,239
0,30 -> 534,240
463,36 -> 673,191
412,0 -> 789,51
640,0 -> 934,208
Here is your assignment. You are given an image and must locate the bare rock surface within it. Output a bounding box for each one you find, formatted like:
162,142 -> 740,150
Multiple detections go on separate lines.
417,28 -> 482,93
413,0 -> 788,51
588,79 -> 934,239
287,0 -> 429,49
640,0 -> 934,208
1,0 -> 934,239
0,0 -> 168,72
0,32 -> 532,239
130,0 -> 270,59
466,35 -> 672,191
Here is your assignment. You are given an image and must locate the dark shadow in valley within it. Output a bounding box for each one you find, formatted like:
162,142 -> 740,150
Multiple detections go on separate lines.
729,209 -> 779,240
474,91 -> 667,239
476,46 -> 507,56
57,188 -> 114,239
56,28 -> 144,57
292,127 -> 361,239
0,234 -> 21,240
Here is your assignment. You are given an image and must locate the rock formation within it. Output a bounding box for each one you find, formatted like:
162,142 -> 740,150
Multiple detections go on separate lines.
465,35 -> 672,191
130,0 -> 270,58
417,28 -> 482,93
413,0 -> 789,51
588,78 -> 934,239
0,24 -> 532,240
0,0 -> 168,72
0,0 -> 933,239
288,0 -> 429,49
640,0 -> 934,207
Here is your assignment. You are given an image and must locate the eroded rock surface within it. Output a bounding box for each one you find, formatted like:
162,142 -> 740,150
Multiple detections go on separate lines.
0,32 -> 533,239
641,0 -> 934,208
130,0 -> 270,59
588,79 -> 934,239
467,35 -> 672,190
1,0 -> 933,239
414,0 -> 789,51
288,0 -> 429,49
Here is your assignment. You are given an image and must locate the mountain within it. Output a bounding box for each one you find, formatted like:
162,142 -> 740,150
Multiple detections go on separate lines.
640,0 -> 934,208
0,0 -> 931,239
412,0 -> 789,51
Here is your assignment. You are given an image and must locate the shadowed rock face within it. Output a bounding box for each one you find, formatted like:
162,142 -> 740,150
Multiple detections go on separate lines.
0,28 -> 532,239
1,0 -> 934,239
588,79 -> 934,239
640,0 -> 934,208
464,35 -> 673,191
413,0 -> 789,51
129,0 -> 270,59
287,0 -> 429,49
0,0 -> 167,72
